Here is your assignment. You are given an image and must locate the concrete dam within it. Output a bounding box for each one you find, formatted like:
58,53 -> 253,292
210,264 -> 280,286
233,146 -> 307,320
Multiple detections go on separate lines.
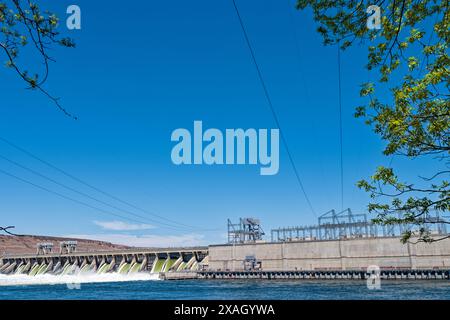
1,236 -> 450,280
1,210 -> 449,280
0,243 -> 208,276
210,211 -> 450,272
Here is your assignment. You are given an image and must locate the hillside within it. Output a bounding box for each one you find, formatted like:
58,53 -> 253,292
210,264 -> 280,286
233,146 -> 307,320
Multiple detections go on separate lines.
0,235 -> 130,256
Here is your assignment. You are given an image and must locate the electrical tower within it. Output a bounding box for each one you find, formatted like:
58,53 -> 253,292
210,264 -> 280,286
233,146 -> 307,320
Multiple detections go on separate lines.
228,218 -> 265,244
36,242 -> 54,255
60,240 -> 77,254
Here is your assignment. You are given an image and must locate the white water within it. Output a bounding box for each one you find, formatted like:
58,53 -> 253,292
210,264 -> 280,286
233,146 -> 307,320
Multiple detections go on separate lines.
0,272 -> 160,286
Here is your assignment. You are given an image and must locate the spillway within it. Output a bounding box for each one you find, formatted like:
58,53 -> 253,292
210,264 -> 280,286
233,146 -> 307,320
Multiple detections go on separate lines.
36,263 -> 50,275
162,258 -> 177,272
118,263 -> 131,274
151,258 -> 165,273
129,262 -> 142,273
29,263 -> 41,276
0,247 -> 208,278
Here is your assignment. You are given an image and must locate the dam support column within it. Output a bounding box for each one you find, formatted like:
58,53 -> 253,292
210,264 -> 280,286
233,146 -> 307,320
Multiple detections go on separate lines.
339,239 -> 344,271
407,242 -> 417,269
232,244 -> 236,271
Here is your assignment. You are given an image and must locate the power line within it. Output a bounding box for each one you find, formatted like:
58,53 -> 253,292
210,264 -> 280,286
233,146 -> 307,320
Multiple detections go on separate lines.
0,153 -> 199,231
0,136 -> 215,231
0,168 -> 156,227
231,0 -> 316,216
285,0 -> 311,104
418,13 -> 439,77
337,43 -> 344,212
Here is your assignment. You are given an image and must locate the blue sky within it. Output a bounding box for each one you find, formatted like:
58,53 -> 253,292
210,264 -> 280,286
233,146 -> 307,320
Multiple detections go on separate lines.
0,0 -> 437,247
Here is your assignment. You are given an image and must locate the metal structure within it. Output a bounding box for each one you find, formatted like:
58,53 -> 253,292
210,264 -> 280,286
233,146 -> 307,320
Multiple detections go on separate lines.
59,241 -> 77,254
318,208 -> 375,239
36,242 -> 54,255
271,208 -> 448,242
228,218 -> 265,244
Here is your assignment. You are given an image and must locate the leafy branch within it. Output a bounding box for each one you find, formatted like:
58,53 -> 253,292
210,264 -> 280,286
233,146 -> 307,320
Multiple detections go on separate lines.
1,0 -> 76,119
297,0 -> 449,243
0,226 -> 21,236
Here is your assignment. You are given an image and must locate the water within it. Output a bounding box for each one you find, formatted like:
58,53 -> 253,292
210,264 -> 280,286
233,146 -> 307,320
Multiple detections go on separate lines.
0,272 -> 159,286
0,273 -> 449,299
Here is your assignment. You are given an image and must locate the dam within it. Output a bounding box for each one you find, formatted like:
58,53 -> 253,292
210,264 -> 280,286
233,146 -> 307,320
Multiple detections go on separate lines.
209,211 -> 450,272
1,209 -> 449,280
0,243 -> 208,276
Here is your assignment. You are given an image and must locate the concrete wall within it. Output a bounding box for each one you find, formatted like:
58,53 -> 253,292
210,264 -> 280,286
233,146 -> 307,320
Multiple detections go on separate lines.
208,237 -> 450,271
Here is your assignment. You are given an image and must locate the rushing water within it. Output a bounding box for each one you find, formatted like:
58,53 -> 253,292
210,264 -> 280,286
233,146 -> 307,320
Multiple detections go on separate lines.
0,273 -> 449,299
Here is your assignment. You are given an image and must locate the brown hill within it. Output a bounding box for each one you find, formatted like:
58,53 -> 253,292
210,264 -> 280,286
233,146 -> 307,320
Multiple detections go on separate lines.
0,235 -> 130,256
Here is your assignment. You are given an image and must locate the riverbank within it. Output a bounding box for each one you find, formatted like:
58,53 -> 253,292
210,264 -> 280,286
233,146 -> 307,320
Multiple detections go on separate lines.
0,235 -> 129,256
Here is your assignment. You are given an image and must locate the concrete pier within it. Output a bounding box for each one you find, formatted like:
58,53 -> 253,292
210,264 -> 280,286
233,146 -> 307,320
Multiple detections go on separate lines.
197,269 -> 450,280
151,269 -> 450,281
160,271 -> 199,280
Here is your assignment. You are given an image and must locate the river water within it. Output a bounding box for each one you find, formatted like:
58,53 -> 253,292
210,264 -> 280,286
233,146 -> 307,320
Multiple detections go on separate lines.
0,273 -> 449,299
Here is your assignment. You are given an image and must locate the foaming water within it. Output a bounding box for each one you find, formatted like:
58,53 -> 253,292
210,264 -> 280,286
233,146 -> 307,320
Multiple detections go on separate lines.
0,272 -> 160,286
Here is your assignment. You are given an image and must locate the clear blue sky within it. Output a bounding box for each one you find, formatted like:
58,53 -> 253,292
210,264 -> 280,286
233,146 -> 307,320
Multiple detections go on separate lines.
0,0 -> 436,247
